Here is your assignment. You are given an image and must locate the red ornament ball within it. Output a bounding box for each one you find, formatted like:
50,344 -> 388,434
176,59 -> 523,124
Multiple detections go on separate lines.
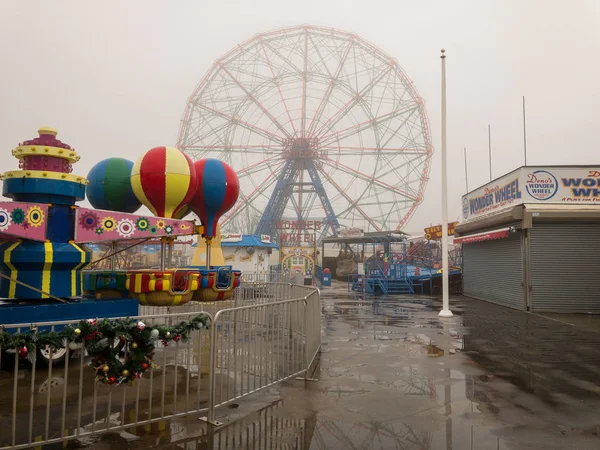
19,346 -> 27,358
108,376 -> 116,384
142,363 -> 149,370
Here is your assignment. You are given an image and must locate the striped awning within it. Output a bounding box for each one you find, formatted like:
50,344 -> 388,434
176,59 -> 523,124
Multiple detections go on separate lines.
454,227 -> 510,244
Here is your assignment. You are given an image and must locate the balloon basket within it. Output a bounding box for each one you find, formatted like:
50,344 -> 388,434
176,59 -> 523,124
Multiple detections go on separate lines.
138,290 -> 195,307
83,270 -> 130,299
192,268 -> 241,303
126,269 -> 200,307
193,288 -> 234,302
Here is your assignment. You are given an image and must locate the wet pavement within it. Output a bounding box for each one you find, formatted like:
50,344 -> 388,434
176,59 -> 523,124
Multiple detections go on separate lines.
274,284 -> 600,449
5,280 -> 600,449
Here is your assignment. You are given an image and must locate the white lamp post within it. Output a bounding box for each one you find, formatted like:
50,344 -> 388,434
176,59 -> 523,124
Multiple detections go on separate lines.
439,49 -> 453,318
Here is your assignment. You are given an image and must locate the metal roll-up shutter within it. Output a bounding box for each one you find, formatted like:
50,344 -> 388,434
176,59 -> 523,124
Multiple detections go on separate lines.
530,223 -> 600,313
463,232 -> 524,309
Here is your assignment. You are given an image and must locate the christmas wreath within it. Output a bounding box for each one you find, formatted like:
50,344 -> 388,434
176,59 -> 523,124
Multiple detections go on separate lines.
0,314 -> 209,385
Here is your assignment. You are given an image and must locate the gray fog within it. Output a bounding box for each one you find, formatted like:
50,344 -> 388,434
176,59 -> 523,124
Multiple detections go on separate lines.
1,0 -> 598,232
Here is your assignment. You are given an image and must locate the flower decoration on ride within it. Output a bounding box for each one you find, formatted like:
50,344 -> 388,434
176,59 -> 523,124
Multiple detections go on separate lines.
95,227 -> 103,235
0,314 -> 210,385
164,225 -> 173,235
156,219 -> 166,229
0,208 -> 12,231
27,206 -> 45,228
10,208 -> 24,225
149,225 -> 158,234
79,211 -> 99,230
101,216 -> 116,232
136,217 -> 149,231
116,218 -> 135,238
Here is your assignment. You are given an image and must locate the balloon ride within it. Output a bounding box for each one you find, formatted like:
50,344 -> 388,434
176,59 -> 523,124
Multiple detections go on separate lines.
0,128 -> 243,318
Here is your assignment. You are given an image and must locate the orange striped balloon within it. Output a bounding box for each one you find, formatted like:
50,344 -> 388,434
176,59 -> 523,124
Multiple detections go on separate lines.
130,146 -> 198,218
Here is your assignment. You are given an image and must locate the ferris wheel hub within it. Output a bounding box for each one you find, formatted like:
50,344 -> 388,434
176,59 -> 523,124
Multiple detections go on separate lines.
283,137 -> 321,160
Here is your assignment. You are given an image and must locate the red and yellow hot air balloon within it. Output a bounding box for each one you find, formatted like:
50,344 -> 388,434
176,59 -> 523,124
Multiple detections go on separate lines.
130,146 -> 198,218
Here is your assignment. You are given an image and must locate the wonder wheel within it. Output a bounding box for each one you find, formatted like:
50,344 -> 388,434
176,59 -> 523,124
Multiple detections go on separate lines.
177,25 -> 432,238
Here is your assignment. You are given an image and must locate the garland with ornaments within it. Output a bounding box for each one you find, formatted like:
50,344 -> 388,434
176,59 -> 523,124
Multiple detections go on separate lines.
0,314 -> 209,385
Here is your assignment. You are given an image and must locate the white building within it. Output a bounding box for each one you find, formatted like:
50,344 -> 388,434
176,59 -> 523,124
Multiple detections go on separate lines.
456,165 -> 600,313
220,234 -> 279,273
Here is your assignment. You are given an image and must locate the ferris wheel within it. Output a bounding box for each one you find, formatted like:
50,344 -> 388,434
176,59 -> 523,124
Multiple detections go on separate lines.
177,25 -> 432,237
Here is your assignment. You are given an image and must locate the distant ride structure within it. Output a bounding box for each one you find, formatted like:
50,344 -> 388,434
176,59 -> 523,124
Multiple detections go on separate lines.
177,25 -> 432,240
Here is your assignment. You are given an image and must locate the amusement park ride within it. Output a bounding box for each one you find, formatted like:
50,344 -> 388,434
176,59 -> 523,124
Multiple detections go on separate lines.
177,25 -> 433,241
172,24 -> 460,291
0,127 -> 242,353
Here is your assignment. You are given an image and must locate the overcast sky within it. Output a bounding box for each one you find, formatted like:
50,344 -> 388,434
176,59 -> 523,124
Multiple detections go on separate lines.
1,0 -> 599,233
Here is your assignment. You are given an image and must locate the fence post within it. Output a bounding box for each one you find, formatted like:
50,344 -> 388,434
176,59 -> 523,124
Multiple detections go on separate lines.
303,294 -> 309,379
301,290 -> 321,381
201,312 -> 223,426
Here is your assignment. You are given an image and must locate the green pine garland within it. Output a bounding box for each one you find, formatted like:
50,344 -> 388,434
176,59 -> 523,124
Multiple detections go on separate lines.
0,314 -> 210,385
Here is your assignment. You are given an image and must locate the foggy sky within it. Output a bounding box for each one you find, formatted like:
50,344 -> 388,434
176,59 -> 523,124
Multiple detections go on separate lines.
1,0 -> 599,233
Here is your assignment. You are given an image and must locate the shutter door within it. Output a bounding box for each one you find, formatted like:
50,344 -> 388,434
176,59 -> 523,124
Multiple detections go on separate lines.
463,232 -> 524,309
530,223 -> 600,313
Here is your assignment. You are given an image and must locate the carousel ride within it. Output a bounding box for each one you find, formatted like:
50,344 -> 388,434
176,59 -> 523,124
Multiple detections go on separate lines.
0,127 -> 241,327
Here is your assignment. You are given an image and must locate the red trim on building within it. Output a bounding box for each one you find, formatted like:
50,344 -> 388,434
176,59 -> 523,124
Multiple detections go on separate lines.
454,228 -> 510,244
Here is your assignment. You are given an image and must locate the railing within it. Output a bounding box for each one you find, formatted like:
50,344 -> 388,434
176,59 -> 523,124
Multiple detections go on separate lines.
0,282 -> 320,449
159,398 -> 310,448
239,271 -> 292,284
206,286 -> 320,424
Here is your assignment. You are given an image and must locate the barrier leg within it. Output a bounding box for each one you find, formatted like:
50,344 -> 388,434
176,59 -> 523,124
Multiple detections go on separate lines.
200,314 -> 223,426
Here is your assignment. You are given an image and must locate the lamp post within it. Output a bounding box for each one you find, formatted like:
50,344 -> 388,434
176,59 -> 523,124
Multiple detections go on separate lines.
439,49 -> 453,318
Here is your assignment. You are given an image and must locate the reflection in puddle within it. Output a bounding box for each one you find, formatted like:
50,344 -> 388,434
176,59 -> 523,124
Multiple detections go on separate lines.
426,344 -> 445,358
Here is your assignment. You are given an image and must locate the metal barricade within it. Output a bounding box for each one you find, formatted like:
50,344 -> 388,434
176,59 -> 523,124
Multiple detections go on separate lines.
240,271 -> 291,284
206,287 -> 320,423
0,282 -> 321,449
0,310 -> 214,450
157,399 -> 310,449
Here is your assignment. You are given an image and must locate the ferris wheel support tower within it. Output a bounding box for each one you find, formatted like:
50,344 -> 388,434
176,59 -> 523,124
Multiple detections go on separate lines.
255,138 -> 340,238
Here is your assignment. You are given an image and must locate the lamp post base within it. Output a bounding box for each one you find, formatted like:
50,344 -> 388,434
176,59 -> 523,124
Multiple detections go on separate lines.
438,309 -> 454,318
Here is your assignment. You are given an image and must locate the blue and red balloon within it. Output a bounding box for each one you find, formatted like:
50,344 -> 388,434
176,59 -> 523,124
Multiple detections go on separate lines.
189,159 -> 239,238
